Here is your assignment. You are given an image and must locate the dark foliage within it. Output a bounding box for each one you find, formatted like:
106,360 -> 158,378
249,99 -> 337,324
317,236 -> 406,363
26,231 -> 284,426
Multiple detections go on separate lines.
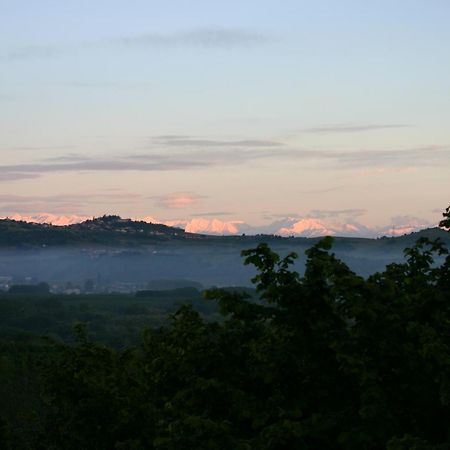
135,287 -> 201,300
0,291 -> 221,347
440,206 -> 450,230
8,282 -> 50,295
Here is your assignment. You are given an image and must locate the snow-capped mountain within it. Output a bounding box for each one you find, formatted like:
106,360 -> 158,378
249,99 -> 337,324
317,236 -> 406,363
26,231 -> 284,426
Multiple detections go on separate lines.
0,213 -> 433,238
164,218 -> 246,235
274,218 -> 372,238
5,213 -> 91,226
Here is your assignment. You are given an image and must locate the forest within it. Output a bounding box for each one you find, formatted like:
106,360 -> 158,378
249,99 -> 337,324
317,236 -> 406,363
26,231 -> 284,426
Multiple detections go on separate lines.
0,207 -> 449,449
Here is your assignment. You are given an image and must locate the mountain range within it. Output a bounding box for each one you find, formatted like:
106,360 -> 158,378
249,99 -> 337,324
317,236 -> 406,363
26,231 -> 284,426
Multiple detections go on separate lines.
2,213 -> 432,238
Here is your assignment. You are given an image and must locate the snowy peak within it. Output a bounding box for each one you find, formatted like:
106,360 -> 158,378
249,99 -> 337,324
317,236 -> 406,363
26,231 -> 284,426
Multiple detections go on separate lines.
164,218 -> 245,235
276,218 -> 371,238
277,218 -> 339,237
6,213 -> 91,226
0,213 -> 434,238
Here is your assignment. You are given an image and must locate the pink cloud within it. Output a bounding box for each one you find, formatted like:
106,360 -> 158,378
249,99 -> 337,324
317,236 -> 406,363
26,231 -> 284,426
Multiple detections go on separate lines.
153,192 -> 205,209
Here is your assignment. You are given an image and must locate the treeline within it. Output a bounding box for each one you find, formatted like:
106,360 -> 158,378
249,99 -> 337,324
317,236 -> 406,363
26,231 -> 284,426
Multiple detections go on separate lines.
1,223 -> 450,448
0,289 -> 222,347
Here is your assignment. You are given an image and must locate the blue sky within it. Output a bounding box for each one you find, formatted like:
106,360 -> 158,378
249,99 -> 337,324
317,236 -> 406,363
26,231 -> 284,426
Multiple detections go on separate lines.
1,1 -> 449,233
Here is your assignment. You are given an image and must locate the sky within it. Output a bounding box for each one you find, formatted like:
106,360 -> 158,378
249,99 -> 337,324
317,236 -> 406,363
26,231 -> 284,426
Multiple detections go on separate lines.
1,0 -> 449,235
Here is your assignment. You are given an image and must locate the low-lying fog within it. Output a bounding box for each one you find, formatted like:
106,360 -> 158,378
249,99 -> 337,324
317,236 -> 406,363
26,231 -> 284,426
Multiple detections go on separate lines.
2,233 -> 447,292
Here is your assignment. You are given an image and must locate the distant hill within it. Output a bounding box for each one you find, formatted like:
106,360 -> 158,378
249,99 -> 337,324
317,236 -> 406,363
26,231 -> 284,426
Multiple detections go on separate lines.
0,215 -> 190,247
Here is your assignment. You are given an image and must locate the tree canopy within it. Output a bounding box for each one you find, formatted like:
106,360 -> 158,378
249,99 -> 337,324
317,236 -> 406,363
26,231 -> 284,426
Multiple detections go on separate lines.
440,206 -> 450,230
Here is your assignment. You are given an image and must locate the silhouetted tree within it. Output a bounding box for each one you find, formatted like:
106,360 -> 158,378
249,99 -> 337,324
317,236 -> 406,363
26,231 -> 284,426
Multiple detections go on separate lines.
440,205 -> 450,229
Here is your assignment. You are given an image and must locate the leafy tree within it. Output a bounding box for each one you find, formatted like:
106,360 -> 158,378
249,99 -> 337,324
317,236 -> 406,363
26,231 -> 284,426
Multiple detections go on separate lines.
440,206 -> 450,229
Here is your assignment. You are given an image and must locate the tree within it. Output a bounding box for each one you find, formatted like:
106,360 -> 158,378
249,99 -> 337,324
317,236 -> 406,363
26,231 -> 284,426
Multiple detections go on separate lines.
439,205 -> 450,229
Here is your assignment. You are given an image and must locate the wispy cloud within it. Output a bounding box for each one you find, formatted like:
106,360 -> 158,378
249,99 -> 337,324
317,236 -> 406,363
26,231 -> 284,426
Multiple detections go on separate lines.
0,193 -> 140,203
126,148 -> 293,166
190,211 -> 234,217
152,135 -> 283,148
0,173 -> 40,182
0,203 -> 85,215
302,124 -> 410,134
2,27 -> 272,62
297,185 -> 346,194
328,145 -> 449,168
260,212 -> 302,221
114,28 -> 272,49
151,192 -> 206,209
0,145 -> 448,181
2,45 -> 66,62
9,145 -> 76,152
61,81 -> 153,91
0,192 -> 141,215
142,144 -> 450,169
0,158 -> 209,174
42,154 -> 93,162
308,209 -> 367,219
155,135 -> 191,140
0,156 -> 209,181
355,166 -> 418,178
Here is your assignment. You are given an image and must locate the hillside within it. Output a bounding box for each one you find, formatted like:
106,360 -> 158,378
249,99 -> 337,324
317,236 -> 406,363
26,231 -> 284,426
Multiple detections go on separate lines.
0,215 -> 190,247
